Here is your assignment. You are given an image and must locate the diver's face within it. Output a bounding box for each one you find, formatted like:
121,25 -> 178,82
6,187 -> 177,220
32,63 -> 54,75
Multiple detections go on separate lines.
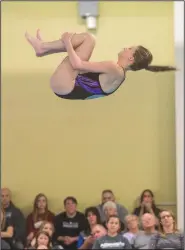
118,47 -> 137,64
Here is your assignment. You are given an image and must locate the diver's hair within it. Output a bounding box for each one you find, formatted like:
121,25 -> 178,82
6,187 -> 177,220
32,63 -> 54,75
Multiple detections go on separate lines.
130,45 -> 176,72
145,65 -> 176,72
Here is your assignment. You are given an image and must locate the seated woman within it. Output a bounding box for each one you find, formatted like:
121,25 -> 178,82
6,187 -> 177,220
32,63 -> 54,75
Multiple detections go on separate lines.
102,201 -> 125,232
122,215 -> 140,244
77,206 -> 101,249
29,221 -> 62,249
132,189 -> 161,228
1,207 -> 14,249
149,210 -> 184,249
26,193 -> 55,246
92,215 -> 131,249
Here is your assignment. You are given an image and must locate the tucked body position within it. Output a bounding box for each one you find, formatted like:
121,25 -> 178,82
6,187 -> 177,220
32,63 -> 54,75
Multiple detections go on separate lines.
25,30 -> 176,100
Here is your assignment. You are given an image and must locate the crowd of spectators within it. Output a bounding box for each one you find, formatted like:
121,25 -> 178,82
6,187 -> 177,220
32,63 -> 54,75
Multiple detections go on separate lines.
1,188 -> 184,249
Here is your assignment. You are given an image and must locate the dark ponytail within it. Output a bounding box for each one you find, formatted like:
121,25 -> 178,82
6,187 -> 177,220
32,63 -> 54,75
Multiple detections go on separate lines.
145,65 -> 176,72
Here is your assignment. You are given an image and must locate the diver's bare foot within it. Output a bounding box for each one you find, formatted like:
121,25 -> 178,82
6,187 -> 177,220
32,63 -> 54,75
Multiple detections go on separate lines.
25,29 -> 44,57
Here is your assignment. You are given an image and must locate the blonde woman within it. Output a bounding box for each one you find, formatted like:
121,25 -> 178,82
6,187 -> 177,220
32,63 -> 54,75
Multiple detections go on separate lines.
123,215 -> 140,243
149,210 -> 184,249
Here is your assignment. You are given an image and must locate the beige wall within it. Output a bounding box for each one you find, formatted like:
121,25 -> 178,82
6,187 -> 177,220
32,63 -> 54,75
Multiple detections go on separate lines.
2,2 -> 176,214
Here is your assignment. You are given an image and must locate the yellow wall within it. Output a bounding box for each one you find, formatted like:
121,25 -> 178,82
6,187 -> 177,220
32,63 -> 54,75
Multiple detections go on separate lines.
2,2 -> 176,214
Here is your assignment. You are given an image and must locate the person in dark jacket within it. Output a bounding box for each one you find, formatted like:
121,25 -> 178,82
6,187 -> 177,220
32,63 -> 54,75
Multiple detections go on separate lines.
54,196 -> 87,250
1,207 -> 14,249
1,188 -> 26,249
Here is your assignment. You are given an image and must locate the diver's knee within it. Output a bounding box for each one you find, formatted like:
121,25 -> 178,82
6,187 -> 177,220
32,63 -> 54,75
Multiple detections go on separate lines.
85,32 -> 96,46
50,75 -> 74,95
50,75 -> 59,92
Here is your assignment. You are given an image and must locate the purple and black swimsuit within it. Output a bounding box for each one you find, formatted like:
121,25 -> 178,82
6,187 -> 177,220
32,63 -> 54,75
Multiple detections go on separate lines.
54,72 -> 123,100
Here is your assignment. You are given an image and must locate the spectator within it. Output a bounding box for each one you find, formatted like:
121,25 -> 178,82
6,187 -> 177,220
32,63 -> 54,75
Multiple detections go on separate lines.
79,224 -> 107,249
30,221 -> 62,249
54,196 -> 87,250
123,214 -> 140,243
26,193 -> 55,245
102,201 -> 125,231
77,206 -> 101,249
132,213 -> 157,249
149,210 -> 184,249
34,231 -> 51,249
1,188 -> 26,249
91,224 -> 107,239
1,207 -> 14,249
96,190 -> 128,223
92,215 -> 132,249
133,189 -> 161,227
